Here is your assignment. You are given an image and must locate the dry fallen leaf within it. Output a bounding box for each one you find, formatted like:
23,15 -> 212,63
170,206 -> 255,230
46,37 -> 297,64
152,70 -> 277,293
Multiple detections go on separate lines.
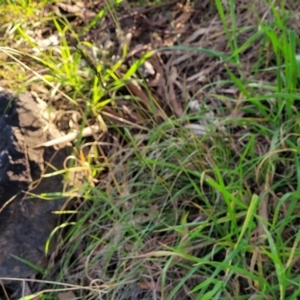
138,281 -> 162,292
58,291 -> 77,300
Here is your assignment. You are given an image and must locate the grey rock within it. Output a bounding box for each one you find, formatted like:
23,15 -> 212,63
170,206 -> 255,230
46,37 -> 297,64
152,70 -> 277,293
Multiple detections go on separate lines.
0,88 -> 70,283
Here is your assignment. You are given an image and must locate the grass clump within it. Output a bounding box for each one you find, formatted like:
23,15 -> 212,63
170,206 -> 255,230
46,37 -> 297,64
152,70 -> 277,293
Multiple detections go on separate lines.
2,0 -> 300,300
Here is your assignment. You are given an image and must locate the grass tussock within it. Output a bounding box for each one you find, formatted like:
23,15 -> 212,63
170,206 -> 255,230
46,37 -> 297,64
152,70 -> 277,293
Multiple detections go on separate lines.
2,0 -> 300,299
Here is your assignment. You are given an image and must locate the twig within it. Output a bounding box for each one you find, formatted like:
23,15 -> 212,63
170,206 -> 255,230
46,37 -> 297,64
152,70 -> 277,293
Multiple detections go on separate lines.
34,125 -> 101,148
